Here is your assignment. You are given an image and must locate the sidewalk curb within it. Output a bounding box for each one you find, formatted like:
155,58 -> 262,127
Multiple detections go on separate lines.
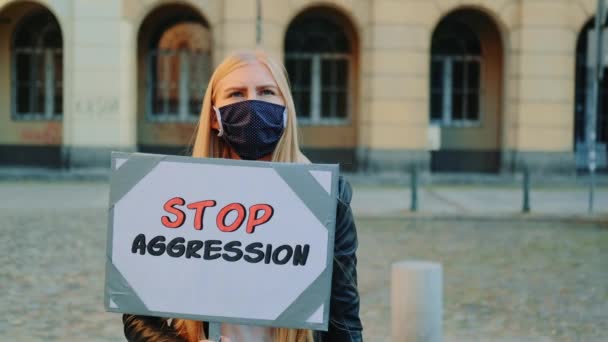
355,212 -> 608,225
2,167 -> 608,186
343,172 -> 608,187
0,168 -> 109,181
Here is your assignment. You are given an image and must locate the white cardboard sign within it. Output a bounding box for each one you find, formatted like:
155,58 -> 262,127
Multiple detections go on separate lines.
104,152 -> 339,331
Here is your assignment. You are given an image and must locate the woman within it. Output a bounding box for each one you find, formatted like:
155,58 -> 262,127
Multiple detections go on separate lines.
122,50 -> 362,342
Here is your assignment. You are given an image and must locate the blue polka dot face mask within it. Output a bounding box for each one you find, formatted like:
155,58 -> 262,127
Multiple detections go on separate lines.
213,99 -> 287,160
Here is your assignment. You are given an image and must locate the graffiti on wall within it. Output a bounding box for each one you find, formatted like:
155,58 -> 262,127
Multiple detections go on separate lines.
74,96 -> 119,119
19,123 -> 62,144
148,122 -> 197,145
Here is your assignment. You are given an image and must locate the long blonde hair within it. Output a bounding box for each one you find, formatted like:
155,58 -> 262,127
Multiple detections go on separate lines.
190,49 -> 307,164
174,50 -> 312,342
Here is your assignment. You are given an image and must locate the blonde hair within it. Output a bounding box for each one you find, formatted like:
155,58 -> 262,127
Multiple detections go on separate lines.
174,50 -> 312,342
190,49 -> 308,164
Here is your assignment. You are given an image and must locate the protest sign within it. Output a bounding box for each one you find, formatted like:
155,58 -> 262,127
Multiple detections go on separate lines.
104,152 -> 338,330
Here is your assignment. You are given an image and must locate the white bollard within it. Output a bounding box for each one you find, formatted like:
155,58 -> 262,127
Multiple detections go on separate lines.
391,261 -> 443,342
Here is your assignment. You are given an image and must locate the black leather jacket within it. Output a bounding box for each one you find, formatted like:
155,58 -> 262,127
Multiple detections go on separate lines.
313,176 -> 362,342
122,176 -> 362,341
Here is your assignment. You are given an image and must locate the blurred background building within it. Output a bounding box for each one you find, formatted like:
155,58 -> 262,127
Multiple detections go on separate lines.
0,0 -> 606,174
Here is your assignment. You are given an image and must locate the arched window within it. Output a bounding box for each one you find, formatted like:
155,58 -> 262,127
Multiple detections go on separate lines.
285,10 -> 352,124
12,9 -> 63,120
430,20 -> 481,126
574,20 -> 607,152
147,19 -> 211,121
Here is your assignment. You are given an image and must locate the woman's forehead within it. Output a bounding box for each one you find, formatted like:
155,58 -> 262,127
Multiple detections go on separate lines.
217,62 -> 277,89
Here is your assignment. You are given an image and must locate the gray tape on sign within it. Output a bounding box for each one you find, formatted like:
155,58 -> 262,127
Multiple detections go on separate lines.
271,164 -> 339,329
105,256 -> 150,314
273,165 -> 334,228
274,266 -> 331,324
109,153 -> 165,206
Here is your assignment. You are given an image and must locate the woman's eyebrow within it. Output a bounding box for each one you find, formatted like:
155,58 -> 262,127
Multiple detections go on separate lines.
256,84 -> 278,89
222,86 -> 247,93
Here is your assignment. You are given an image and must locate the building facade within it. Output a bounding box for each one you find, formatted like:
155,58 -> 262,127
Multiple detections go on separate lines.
0,0 -> 606,174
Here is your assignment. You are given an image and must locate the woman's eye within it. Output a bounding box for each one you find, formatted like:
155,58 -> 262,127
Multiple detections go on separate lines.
261,89 -> 275,96
229,91 -> 244,98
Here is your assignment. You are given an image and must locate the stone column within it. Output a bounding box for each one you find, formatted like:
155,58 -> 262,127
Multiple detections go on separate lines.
506,1 -> 577,174
63,0 -> 136,168
365,0 -> 434,172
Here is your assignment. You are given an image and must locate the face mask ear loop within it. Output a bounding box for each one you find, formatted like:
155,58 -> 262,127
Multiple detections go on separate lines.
212,106 -> 224,137
282,108 -> 288,129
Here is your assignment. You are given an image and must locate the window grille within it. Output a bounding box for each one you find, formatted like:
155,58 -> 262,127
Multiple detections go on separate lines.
285,14 -> 352,125
574,25 -> 608,146
147,49 -> 210,121
430,20 -> 482,127
11,10 -> 63,120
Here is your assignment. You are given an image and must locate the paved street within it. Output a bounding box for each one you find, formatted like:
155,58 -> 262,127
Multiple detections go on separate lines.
349,184 -> 608,218
2,179 -> 607,217
1,180 -> 607,341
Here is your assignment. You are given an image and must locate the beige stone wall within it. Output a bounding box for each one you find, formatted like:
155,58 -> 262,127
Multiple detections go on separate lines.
365,0 -> 431,151
511,0 -> 583,152
0,0 -> 66,146
0,0 -> 603,169
366,0 -> 511,154
361,0 -> 596,158
502,0 -> 597,155
132,0 -> 360,149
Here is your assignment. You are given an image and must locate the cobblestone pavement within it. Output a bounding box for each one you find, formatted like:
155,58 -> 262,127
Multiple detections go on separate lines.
356,217 -> 608,341
1,181 -> 607,341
